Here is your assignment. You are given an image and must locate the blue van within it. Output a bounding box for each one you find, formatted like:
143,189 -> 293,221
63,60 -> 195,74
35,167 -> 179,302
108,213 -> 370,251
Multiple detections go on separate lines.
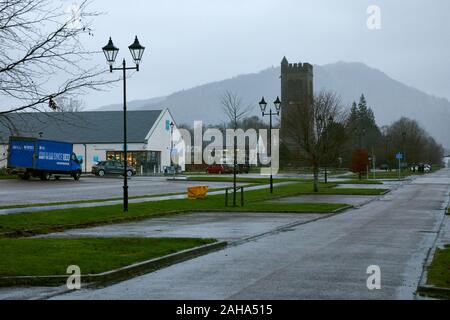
7,137 -> 82,181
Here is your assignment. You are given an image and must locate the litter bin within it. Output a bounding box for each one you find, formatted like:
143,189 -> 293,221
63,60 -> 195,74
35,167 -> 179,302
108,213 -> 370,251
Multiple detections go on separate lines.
187,186 -> 209,199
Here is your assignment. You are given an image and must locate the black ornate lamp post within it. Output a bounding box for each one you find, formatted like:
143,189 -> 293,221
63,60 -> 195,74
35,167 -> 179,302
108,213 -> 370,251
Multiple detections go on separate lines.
102,36 -> 145,212
259,96 -> 281,193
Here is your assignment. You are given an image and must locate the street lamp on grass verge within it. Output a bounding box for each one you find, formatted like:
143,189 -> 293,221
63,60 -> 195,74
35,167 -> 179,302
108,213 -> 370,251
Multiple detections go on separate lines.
259,96 -> 281,193
103,36 -> 145,212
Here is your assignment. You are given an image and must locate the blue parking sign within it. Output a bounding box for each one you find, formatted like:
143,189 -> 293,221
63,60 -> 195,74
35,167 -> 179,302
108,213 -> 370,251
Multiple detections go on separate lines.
396,153 -> 403,160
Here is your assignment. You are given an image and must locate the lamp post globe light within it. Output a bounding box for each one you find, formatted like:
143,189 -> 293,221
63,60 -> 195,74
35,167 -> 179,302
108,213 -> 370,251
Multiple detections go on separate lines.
259,96 -> 282,193
128,36 -> 146,70
102,36 -> 145,212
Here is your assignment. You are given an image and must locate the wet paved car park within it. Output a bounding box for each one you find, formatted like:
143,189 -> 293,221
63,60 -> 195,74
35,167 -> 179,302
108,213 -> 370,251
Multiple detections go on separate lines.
0,175 -> 240,206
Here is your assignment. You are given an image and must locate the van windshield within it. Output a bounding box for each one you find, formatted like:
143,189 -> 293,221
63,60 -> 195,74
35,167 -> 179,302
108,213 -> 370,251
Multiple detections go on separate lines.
71,153 -> 81,163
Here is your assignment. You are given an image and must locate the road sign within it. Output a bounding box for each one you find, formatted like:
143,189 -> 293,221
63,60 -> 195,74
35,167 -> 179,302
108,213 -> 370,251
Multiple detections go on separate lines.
396,153 -> 403,160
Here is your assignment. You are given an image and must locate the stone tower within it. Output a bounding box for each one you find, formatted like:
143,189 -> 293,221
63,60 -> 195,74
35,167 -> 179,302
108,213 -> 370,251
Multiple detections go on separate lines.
280,57 -> 314,146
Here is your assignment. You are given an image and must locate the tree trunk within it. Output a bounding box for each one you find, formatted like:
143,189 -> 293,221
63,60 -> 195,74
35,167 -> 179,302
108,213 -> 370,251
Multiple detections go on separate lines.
233,136 -> 237,206
313,166 -> 319,193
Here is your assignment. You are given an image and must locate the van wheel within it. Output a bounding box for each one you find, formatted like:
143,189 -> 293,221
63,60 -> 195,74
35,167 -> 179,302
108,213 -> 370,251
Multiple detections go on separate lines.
40,172 -> 51,181
21,173 -> 31,180
73,171 -> 81,181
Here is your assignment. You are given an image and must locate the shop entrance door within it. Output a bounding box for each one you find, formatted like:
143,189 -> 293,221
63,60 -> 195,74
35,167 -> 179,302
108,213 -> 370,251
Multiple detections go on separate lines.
106,151 -> 161,175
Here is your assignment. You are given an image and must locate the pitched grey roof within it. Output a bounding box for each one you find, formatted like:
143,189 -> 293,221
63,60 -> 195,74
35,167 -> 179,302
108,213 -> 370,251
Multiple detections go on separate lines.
0,110 -> 163,144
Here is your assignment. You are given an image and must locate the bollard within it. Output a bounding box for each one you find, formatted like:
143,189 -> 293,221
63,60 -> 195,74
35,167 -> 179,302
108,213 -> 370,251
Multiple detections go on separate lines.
225,187 -> 244,207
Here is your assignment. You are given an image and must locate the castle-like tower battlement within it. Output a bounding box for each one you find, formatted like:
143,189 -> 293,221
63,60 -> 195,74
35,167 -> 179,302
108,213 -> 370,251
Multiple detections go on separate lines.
281,61 -> 313,74
280,56 -> 314,151
280,56 -> 314,107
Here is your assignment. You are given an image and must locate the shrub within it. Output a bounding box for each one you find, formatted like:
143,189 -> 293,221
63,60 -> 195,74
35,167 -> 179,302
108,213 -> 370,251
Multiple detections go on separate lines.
350,149 -> 370,175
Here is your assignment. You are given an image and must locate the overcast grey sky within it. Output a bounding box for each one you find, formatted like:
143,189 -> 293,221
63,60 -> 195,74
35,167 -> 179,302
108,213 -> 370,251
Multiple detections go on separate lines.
79,0 -> 450,108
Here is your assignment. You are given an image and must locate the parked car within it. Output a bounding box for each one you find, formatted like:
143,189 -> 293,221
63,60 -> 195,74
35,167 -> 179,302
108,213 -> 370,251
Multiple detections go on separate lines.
92,160 -> 136,177
237,164 -> 250,174
206,164 -> 250,174
206,164 -> 233,174
411,163 -> 432,173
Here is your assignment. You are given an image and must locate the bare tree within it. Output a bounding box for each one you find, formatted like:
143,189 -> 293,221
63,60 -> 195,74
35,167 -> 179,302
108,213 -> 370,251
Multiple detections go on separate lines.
0,0 -> 113,116
321,119 -> 348,182
221,91 -> 252,130
284,90 -> 347,192
385,117 -> 444,166
55,97 -> 84,112
220,90 -> 252,206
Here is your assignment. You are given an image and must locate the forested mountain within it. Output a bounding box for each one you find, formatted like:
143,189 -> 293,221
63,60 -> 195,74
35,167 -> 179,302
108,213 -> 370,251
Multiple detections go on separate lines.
98,62 -> 450,147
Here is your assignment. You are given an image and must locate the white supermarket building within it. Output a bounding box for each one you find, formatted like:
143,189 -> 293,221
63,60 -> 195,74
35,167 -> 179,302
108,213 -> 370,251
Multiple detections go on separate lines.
0,109 -> 184,174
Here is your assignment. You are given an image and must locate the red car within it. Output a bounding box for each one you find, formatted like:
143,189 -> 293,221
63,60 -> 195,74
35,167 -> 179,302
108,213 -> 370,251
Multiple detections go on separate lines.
206,164 -> 234,174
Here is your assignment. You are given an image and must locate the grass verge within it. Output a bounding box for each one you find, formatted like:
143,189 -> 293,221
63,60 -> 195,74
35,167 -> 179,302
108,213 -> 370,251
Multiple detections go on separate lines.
0,183 -> 384,236
337,172 -> 406,180
0,185 -> 261,211
0,175 -> 16,180
426,244 -> 450,289
0,237 -> 215,277
0,168 -> 17,180
338,167 -> 441,180
308,188 -> 387,196
186,176 -> 305,184
0,192 -> 188,211
334,179 -> 382,185
187,176 -> 382,185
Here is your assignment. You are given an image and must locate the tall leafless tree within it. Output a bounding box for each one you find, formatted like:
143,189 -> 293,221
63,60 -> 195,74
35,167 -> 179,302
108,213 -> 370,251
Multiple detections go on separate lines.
220,90 -> 252,206
385,117 -> 444,166
0,0 -> 113,116
284,90 -> 347,192
55,97 -> 84,112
